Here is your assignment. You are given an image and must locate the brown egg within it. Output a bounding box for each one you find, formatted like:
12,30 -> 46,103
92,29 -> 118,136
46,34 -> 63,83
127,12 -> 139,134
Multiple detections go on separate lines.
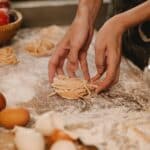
45,129 -> 73,146
0,107 -> 30,129
0,93 -> 6,111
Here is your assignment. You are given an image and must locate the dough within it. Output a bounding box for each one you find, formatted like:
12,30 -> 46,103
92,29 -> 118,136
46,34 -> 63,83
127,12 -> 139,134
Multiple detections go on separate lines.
50,140 -> 76,150
26,38 -> 55,57
0,47 -> 18,65
51,76 -> 95,100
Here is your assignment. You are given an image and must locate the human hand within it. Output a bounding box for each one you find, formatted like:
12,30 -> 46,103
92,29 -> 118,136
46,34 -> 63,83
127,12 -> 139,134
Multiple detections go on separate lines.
92,16 -> 125,93
48,16 -> 94,82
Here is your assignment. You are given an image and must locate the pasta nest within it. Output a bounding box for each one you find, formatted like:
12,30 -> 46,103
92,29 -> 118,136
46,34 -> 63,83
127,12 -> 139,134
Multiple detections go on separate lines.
51,76 -> 95,100
26,38 -> 55,57
0,47 -> 18,65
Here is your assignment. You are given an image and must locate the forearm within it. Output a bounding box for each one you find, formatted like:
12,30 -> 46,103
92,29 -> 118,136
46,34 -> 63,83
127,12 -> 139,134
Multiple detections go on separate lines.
116,1 -> 150,30
75,0 -> 102,25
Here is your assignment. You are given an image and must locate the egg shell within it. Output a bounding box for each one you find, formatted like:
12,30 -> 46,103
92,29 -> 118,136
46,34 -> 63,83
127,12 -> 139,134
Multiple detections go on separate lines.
14,126 -> 45,150
50,140 -> 76,150
0,93 -> 6,111
0,107 -> 30,129
35,112 -> 64,136
45,129 -> 73,146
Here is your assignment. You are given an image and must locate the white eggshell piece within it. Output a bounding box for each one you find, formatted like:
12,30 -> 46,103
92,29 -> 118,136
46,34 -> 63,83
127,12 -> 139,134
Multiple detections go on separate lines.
14,126 -> 45,150
50,140 -> 76,150
35,112 -> 64,135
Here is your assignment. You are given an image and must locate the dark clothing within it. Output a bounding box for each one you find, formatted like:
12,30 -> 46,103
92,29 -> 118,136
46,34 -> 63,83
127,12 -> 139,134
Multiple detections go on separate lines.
112,0 -> 150,69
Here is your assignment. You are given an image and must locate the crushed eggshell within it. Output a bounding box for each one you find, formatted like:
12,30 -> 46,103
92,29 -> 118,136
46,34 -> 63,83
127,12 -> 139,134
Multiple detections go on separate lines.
34,112 -> 64,136
14,126 -> 45,150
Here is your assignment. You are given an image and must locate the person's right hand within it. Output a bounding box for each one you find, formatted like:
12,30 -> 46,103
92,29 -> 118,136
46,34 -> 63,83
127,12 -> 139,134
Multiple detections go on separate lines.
92,15 -> 125,93
48,16 -> 94,82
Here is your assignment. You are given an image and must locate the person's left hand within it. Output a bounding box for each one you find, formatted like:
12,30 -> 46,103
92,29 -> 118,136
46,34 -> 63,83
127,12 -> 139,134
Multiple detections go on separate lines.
48,16 -> 94,82
92,16 -> 125,93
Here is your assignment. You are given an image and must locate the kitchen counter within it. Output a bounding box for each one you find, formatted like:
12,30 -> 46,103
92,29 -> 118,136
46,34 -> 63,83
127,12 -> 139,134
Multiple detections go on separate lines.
0,25 -> 150,150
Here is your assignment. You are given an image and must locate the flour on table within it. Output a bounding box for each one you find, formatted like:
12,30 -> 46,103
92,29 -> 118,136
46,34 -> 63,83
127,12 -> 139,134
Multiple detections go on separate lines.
0,26 -> 150,150
0,25 -> 66,106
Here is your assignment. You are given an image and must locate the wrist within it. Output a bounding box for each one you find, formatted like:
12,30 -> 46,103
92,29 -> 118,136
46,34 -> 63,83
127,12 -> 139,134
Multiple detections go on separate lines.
75,6 -> 93,26
76,0 -> 101,26
113,1 -> 150,30
110,14 -> 128,34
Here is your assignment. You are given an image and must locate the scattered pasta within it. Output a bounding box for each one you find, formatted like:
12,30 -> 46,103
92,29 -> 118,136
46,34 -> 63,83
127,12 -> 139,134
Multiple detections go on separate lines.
0,47 -> 18,65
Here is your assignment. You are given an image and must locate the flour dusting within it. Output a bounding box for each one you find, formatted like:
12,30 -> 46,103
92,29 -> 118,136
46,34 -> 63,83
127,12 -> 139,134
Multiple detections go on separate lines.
0,26 -> 150,150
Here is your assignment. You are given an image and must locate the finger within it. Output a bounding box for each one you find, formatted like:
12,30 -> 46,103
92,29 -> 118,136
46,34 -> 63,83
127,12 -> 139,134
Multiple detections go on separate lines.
66,46 -> 80,77
91,64 -> 106,82
91,42 -> 106,81
56,58 -> 65,75
95,53 -> 119,93
79,52 -> 90,81
108,41 -> 121,86
67,31 -> 86,67
48,55 -> 60,83
91,73 -> 101,82
68,46 -> 79,65
56,48 -> 69,75
66,60 -> 77,77
49,28 -> 72,80
79,30 -> 93,81
112,67 -> 120,85
49,44 -> 69,82
95,71 -> 115,94
66,60 -> 79,77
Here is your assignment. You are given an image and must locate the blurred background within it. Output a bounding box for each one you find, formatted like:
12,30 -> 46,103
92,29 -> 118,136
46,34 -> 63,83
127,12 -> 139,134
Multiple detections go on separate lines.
11,0 -> 111,28
2,0 -> 148,72
11,0 -> 149,70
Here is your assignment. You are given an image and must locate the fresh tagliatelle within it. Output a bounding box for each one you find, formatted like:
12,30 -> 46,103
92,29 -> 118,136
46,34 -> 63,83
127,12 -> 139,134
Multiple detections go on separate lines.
50,76 -> 96,100
0,47 -> 19,65
26,38 -> 55,57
